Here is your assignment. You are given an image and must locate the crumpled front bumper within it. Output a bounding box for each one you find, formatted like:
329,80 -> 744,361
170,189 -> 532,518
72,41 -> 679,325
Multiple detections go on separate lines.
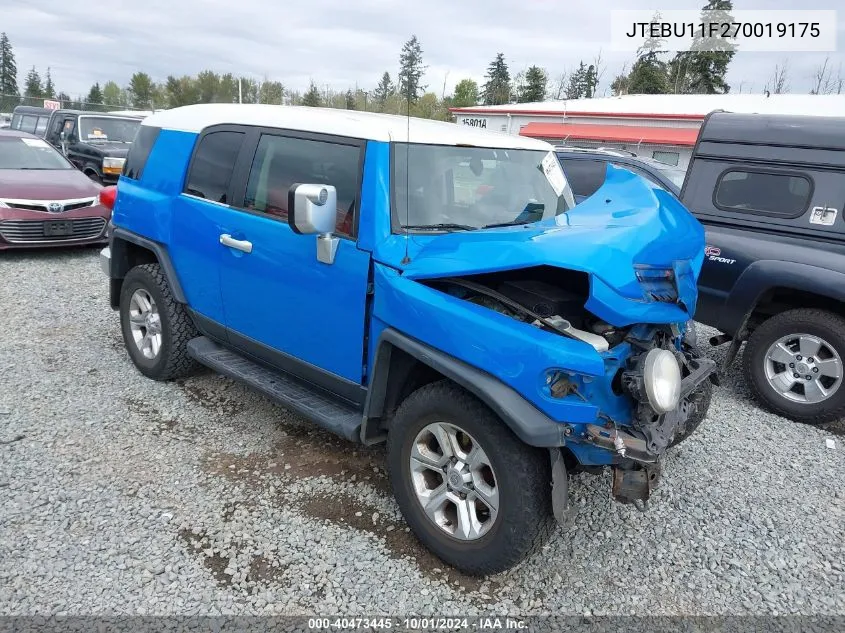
582,350 -> 717,507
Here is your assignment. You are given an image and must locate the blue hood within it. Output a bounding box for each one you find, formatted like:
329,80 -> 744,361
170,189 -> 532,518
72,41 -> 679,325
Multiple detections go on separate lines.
374,165 -> 705,326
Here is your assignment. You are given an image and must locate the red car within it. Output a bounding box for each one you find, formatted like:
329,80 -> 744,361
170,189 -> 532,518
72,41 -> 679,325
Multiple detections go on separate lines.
0,129 -> 111,249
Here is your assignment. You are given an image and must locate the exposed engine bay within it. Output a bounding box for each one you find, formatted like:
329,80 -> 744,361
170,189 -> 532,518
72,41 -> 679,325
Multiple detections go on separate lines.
423,266 -> 627,350
424,266 -> 719,508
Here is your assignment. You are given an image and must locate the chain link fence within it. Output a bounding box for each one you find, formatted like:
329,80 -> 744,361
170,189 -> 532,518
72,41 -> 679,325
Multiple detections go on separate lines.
1,94 -> 154,121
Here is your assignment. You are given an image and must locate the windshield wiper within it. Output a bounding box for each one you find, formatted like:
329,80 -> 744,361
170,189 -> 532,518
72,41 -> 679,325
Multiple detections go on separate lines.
482,219 -> 532,229
403,223 -> 476,232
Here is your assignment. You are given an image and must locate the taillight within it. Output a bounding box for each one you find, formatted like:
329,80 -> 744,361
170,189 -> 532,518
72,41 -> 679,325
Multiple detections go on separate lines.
98,185 -> 117,211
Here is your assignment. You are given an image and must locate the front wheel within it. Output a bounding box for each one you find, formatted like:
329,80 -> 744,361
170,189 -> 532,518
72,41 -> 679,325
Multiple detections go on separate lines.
743,309 -> 845,424
386,380 -> 555,575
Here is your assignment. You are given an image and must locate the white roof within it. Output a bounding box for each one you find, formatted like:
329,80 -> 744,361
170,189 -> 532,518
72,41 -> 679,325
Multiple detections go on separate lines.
142,103 -> 551,149
451,93 -> 845,119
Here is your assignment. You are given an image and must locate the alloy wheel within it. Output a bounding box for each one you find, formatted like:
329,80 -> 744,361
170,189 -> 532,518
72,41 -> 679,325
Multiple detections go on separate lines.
409,422 -> 499,541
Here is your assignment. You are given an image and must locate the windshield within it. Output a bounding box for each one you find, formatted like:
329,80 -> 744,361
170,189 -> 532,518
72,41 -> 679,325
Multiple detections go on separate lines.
393,144 -> 574,231
648,161 -> 686,189
0,136 -> 72,170
78,116 -> 141,143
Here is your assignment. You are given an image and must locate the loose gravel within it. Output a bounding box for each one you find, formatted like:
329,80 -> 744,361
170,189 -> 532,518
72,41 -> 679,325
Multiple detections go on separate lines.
1,248 -> 843,617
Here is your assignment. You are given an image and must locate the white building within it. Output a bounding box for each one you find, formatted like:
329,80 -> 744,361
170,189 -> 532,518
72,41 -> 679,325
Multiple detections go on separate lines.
450,93 -> 845,170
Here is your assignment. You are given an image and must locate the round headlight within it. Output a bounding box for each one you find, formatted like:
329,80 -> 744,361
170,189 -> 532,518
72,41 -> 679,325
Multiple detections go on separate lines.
643,349 -> 681,414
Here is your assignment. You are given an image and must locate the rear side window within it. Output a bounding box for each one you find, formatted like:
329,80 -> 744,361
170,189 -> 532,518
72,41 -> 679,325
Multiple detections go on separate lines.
243,134 -> 362,238
559,158 -> 607,199
652,150 -> 680,166
35,117 -> 49,135
20,115 -> 37,134
715,169 -> 812,218
123,126 -> 161,180
184,131 -> 245,204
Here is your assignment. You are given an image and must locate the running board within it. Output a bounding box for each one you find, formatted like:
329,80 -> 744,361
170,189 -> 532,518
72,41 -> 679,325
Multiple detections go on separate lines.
187,337 -> 362,442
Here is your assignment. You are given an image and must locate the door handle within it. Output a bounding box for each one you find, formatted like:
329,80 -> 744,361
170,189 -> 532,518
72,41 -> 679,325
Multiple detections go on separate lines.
219,234 -> 253,253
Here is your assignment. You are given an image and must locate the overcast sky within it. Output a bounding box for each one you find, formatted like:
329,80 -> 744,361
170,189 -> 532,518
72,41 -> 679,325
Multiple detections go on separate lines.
4,0 -> 844,100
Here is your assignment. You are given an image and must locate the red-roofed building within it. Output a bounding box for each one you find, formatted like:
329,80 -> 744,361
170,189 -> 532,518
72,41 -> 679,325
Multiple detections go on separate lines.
449,93 -> 845,170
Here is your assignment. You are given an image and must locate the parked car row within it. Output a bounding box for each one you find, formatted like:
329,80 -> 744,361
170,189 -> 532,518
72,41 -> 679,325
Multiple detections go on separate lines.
8,105 -> 143,184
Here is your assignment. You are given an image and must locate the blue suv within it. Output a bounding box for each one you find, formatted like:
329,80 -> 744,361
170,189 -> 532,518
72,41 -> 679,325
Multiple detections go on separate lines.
101,104 -> 716,575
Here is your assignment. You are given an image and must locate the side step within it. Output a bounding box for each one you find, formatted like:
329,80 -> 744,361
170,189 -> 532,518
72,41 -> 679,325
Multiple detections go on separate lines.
187,337 -> 362,442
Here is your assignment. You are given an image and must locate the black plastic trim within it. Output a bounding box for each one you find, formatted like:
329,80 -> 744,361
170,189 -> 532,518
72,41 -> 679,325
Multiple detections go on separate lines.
109,227 -> 187,303
227,328 -> 366,407
187,309 -> 229,344
287,182 -> 304,234
363,328 -> 566,447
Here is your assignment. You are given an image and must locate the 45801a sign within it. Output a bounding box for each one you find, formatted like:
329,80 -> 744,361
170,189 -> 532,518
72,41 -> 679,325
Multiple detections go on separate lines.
460,117 -> 488,129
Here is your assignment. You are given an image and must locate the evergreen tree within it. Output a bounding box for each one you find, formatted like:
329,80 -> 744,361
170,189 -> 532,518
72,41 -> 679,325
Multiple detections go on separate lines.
397,35 -> 426,104
102,80 -> 125,107
301,81 -> 323,107
0,33 -> 19,112
23,66 -> 42,101
345,89 -> 356,110
372,72 -> 394,110
669,0 -> 735,93
451,78 -> 478,107
626,13 -> 670,94
85,83 -> 103,111
196,70 -> 220,103
128,72 -> 154,109
239,77 -> 259,103
482,53 -> 511,105
518,66 -> 547,103
258,79 -> 284,104
43,67 -> 55,98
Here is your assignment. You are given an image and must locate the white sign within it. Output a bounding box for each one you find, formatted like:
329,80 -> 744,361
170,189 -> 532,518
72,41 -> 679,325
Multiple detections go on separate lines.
21,138 -> 50,148
43,99 -> 61,110
541,152 -> 567,197
458,116 -> 489,130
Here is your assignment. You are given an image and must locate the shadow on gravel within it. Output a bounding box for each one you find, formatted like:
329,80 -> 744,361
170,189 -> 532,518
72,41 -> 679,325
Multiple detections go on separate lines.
201,423 -> 491,591
205,423 -> 389,494
298,492 -> 484,592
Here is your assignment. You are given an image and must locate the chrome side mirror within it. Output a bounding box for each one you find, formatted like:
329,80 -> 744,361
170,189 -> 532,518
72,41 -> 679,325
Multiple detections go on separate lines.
59,131 -> 68,155
288,183 -> 339,265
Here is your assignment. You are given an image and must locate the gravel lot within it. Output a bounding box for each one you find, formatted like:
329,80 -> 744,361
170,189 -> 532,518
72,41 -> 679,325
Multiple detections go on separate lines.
1,247 -> 843,617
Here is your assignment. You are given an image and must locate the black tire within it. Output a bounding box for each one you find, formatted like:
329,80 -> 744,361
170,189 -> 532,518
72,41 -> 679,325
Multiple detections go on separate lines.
386,380 -> 555,575
85,170 -> 103,185
669,343 -> 712,447
743,309 -> 845,424
119,263 -> 199,381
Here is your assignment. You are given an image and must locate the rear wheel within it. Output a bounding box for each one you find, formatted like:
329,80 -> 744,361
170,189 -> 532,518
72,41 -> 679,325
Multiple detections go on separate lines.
119,263 -> 199,381
386,380 -> 555,575
743,309 -> 845,424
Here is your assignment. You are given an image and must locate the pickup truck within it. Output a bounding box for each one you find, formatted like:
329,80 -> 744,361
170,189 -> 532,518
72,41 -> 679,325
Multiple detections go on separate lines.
43,109 -> 142,184
683,111 -> 845,424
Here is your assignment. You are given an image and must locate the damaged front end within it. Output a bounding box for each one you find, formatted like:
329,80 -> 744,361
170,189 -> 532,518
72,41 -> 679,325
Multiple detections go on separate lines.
418,266 -> 717,511
584,327 -> 717,508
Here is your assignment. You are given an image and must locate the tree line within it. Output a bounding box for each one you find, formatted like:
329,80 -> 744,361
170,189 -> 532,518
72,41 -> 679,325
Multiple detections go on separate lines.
1,1 -> 841,120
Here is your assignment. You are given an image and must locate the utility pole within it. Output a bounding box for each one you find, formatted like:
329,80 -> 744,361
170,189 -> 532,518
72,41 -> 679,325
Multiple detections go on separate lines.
238,78 -> 243,104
